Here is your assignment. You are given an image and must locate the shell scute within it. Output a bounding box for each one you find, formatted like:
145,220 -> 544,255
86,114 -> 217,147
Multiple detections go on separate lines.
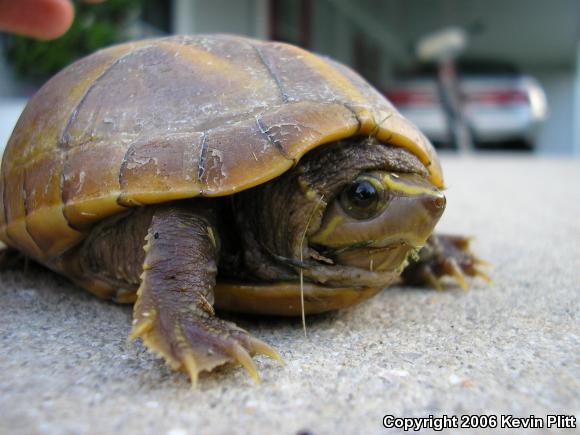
119,132 -> 205,204
62,142 -> 129,229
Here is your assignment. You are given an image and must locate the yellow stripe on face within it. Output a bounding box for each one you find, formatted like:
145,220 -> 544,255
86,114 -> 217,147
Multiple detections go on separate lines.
382,173 -> 440,197
310,214 -> 345,244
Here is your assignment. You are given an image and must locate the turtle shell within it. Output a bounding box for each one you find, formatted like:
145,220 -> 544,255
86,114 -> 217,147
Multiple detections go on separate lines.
0,35 -> 443,262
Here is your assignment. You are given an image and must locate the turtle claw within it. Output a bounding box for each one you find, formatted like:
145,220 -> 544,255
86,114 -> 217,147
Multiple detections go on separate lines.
249,336 -> 285,365
402,234 -> 491,290
130,305 -> 283,386
443,258 -> 469,290
128,311 -> 156,340
418,266 -> 443,291
232,342 -> 260,384
474,269 -> 493,285
473,255 -> 492,268
181,350 -> 200,387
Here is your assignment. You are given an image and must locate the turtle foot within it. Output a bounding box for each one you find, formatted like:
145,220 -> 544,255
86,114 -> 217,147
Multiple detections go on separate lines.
129,305 -> 283,386
402,234 -> 491,290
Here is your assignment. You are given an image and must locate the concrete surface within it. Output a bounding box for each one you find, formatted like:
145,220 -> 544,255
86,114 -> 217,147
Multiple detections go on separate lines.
0,154 -> 578,435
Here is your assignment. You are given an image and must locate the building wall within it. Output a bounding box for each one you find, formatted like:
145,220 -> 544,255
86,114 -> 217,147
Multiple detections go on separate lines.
172,0 -> 269,39
533,70 -> 576,155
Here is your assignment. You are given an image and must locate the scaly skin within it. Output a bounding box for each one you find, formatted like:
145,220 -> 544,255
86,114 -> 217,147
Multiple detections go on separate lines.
402,234 -> 491,290
128,203 -> 282,385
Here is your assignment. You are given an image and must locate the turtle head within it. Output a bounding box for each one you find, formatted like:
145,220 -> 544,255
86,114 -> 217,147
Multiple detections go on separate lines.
236,137 -> 444,289
284,137 -> 444,288
309,170 -> 445,274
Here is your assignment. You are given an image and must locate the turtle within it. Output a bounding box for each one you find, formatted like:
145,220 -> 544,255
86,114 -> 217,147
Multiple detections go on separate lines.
0,35 -> 487,385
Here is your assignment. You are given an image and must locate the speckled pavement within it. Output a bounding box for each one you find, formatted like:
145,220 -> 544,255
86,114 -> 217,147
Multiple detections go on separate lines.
0,154 -> 578,435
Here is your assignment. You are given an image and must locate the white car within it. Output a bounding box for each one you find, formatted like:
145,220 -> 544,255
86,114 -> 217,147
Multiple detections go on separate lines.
385,61 -> 548,149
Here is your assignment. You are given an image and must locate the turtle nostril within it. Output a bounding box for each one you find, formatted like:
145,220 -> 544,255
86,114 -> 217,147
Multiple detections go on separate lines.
434,195 -> 446,209
422,193 -> 446,219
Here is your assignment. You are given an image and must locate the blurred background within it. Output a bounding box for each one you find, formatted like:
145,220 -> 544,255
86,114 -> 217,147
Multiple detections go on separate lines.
1,0 -> 579,155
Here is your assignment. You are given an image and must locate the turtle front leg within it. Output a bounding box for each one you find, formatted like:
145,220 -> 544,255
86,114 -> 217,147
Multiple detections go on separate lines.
402,234 -> 491,290
129,203 -> 282,385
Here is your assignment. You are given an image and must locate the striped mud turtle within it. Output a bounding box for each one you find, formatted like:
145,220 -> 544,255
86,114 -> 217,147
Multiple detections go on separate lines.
0,35 -> 487,384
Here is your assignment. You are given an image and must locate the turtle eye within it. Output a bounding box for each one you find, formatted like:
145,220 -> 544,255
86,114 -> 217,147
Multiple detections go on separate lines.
339,176 -> 388,219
